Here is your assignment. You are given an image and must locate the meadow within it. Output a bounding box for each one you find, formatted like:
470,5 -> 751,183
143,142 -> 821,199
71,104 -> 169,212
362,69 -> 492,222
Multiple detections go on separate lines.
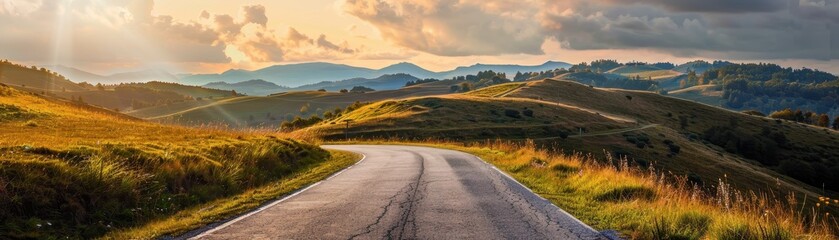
0,84 -> 358,238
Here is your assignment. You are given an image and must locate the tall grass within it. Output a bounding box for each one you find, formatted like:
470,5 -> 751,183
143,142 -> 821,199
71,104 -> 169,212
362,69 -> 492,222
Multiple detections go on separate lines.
0,139 -> 329,239
332,139 -> 838,239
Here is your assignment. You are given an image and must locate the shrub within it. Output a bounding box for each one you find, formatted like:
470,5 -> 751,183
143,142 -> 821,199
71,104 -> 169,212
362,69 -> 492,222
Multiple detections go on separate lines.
504,109 -> 521,118
558,131 -> 569,139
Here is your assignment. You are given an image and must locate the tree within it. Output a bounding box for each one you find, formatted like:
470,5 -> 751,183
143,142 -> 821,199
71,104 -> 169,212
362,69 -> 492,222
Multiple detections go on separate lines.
817,114 -> 830,127
350,86 -> 375,93
339,89 -> 348,93
833,116 -> 839,130
458,82 -> 472,92
96,83 -> 105,91
769,108 -> 794,120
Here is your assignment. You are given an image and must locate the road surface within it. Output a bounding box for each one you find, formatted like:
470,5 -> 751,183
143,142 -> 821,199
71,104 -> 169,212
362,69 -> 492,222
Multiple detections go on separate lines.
190,145 -> 607,240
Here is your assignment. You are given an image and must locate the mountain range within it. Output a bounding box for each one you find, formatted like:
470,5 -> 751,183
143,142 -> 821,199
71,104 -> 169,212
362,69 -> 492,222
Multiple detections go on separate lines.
47,65 -> 179,84
180,61 -> 571,87
45,61 -> 571,94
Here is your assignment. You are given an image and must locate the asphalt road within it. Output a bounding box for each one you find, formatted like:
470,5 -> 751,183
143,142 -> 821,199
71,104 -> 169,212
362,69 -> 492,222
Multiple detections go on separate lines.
190,145 -> 607,240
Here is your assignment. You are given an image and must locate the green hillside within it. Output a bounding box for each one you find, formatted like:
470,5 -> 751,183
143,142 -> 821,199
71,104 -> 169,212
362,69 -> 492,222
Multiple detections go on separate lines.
0,61 -> 87,92
310,79 -> 839,216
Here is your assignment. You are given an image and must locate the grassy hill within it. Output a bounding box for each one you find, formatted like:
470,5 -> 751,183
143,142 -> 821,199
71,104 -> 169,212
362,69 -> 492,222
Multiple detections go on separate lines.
0,83 -> 346,238
145,81 -> 457,128
203,79 -> 289,96
309,79 -> 839,215
0,61 -> 87,92
121,81 -> 236,98
1,62 -> 242,113
607,65 -> 665,74
669,84 -> 726,106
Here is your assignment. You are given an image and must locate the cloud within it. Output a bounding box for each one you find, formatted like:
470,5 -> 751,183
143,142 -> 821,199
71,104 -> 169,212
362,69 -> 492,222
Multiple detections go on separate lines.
341,0 -> 837,60
342,0 -> 545,56
599,0 -> 790,13
539,0 -> 838,60
242,5 -> 267,27
0,1 -> 391,67
317,34 -> 357,54
238,31 -> 284,62
285,27 -> 314,47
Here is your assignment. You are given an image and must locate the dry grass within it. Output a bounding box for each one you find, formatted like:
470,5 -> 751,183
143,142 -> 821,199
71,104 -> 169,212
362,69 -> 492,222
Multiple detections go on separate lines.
620,70 -> 683,80
329,139 -> 838,239
101,150 -> 360,239
0,86 -> 349,239
465,82 -> 526,97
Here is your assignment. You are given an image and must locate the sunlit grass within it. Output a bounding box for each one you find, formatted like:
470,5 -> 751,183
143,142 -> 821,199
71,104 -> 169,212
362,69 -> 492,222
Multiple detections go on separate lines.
465,82 -> 526,97
101,150 -> 360,239
0,85 -> 352,239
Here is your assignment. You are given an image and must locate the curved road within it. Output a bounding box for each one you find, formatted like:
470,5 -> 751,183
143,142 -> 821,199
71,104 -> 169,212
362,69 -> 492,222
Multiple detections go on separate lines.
190,145 -> 607,239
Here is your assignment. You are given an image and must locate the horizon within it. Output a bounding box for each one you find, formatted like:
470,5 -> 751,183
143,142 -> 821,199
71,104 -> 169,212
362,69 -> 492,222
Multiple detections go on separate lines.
1,0 -> 837,75
34,59 -> 839,77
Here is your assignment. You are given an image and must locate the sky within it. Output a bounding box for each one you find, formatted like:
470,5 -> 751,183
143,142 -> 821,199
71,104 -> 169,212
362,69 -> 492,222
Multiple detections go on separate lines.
0,0 -> 837,75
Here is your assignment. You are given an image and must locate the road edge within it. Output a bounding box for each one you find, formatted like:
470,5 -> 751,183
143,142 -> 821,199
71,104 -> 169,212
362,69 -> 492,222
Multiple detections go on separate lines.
180,152 -> 367,239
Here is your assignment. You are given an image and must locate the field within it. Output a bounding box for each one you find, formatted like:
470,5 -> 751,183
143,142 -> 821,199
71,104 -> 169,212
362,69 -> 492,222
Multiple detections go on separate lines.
605,65 -> 684,80
0,84 -> 356,238
669,84 -> 727,106
622,70 -> 683,80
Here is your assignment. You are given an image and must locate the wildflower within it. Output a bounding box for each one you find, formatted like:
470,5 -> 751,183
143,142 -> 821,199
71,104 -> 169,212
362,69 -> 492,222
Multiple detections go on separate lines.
36,223 -> 42,228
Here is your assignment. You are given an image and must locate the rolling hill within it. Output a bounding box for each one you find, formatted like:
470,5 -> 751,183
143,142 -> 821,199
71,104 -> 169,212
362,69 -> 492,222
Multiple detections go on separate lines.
46,65 -> 179,84
309,79 -> 839,211
673,60 -> 732,74
292,73 -> 420,92
0,61 -> 88,92
2,61 -> 237,112
203,79 -> 290,96
0,82 -> 336,238
142,80 -> 458,127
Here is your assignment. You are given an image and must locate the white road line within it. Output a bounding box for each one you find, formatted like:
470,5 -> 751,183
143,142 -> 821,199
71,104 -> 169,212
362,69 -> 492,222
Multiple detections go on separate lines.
476,156 -> 599,233
190,153 -> 367,239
